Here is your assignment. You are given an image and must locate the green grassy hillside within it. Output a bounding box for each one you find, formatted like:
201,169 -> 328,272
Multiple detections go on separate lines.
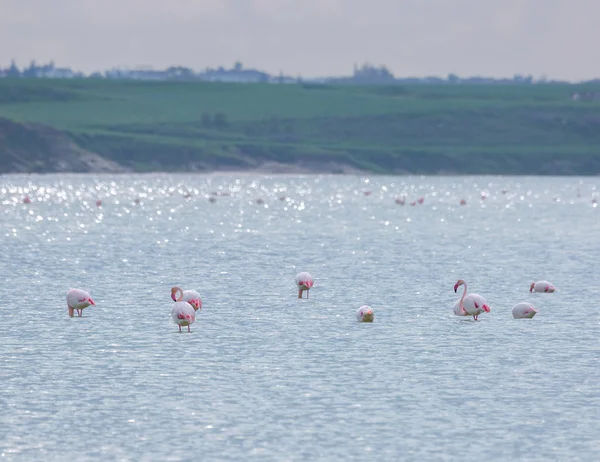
0,78 -> 599,173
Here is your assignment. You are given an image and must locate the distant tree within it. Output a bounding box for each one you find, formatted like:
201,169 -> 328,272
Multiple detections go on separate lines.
22,60 -> 38,78
213,112 -> 228,129
7,60 -> 20,77
447,73 -> 460,83
234,61 -> 243,72
200,113 -> 212,127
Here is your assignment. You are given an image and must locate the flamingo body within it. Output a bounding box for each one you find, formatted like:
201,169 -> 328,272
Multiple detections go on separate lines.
295,272 -> 314,299
530,281 -> 556,293
66,288 -> 95,317
356,305 -> 374,322
171,302 -> 196,332
512,302 -> 538,319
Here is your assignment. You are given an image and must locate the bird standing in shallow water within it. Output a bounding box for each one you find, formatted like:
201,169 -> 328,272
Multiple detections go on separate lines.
67,288 -> 95,317
512,302 -> 538,319
530,281 -> 556,293
453,279 -> 490,321
295,272 -> 314,299
171,286 -> 197,333
356,306 -> 374,322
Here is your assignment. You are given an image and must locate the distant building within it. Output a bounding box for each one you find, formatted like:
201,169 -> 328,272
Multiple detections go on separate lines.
571,92 -> 600,101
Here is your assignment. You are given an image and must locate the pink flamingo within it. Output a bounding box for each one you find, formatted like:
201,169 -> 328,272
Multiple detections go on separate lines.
22,195 -> 31,204
459,199 -> 467,206
530,281 -> 556,293
95,200 -> 102,207
171,287 -> 196,332
295,272 -> 314,299
453,279 -> 490,321
66,288 -> 95,317
417,197 -> 424,204
171,286 -> 202,311
512,302 -> 538,319
356,305 -> 374,322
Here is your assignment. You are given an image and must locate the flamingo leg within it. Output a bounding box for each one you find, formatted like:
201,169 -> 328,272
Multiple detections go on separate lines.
306,289 -> 309,299
187,326 -> 191,333
178,325 -> 182,332
68,305 -> 74,317
298,289 -> 303,299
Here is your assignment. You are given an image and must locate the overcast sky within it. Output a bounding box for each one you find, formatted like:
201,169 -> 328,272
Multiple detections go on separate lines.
1,0 -> 598,81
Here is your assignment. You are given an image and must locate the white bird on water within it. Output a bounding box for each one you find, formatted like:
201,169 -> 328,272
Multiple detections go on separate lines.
171,286 -> 202,311
512,302 -> 538,319
356,305 -> 374,322
453,279 -> 490,321
171,286 -> 197,333
530,281 -> 556,293
66,288 -> 95,317
295,272 -> 314,299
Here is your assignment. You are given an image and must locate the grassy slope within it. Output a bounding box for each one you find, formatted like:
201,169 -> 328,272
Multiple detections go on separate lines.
0,78 -> 599,173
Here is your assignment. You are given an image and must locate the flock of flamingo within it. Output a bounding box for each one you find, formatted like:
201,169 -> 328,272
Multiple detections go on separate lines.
65,274 -> 555,331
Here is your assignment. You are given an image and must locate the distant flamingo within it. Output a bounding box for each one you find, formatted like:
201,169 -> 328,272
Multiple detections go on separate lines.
395,197 -> 405,205
22,195 -> 31,204
453,279 -> 490,321
66,288 -> 95,317
171,287 -> 196,332
295,272 -> 314,299
530,281 -> 556,293
95,200 -> 102,207
356,305 -> 374,322
459,199 -> 467,206
512,302 -> 538,319
417,197 -> 424,204
171,286 -> 202,311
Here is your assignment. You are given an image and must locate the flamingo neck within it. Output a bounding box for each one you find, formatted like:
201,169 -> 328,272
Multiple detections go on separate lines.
459,283 -> 468,313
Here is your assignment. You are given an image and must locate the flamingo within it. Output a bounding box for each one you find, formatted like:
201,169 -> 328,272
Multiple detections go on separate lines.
512,302 -> 538,319
530,281 -> 556,293
356,305 -> 374,322
66,288 -> 95,317
171,286 -> 202,311
171,287 -> 196,332
453,279 -> 490,321
395,197 -> 405,205
295,272 -> 314,299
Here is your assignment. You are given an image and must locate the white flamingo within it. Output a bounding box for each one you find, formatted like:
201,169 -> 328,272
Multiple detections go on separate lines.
171,286 -> 196,333
530,281 -> 556,293
66,288 -> 95,317
356,305 -> 374,322
453,279 -> 490,321
295,272 -> 314,299
171,286 -> 202,310
512,302 -> 538,319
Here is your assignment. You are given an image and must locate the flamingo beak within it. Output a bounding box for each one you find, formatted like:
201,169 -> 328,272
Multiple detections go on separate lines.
483,304 -> 491,312
171,293 -> 177,301
453,283 -> 459,293
89,298 -> 95,306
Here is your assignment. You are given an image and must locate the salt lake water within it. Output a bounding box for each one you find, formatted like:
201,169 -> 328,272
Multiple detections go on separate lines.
1,174 -> 599,461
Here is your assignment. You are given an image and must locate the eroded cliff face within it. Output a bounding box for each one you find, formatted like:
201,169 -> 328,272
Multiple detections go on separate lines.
0,117 -> 129,173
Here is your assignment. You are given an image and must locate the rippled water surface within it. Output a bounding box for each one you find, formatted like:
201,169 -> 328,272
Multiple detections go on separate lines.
1,174 -> 599,461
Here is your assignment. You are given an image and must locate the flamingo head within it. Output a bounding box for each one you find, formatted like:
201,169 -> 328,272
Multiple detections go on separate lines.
454,279 -> 465,293
88,297 -> 95,306
171,286 -> 183,302
530,282 -> 536,292
526,306 -> 538,317
482,304 -> 491,313
545,285 -> 556,293
362,309 -> 374,322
